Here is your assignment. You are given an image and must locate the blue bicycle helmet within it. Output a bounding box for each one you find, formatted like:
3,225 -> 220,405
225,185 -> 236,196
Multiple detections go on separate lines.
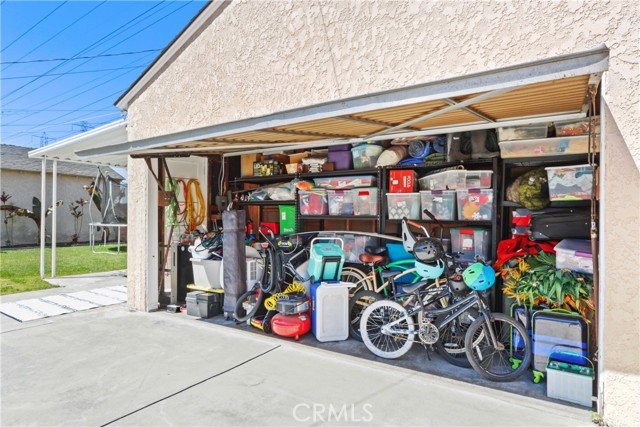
462,263 -> 496,291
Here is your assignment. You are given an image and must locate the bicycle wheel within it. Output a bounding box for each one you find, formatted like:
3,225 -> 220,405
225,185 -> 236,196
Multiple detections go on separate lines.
465,312 -> 531,382
233,287 -> 265,322
432,308 -> 479,368
360,300 -> 415,359
348,290 -> 384,341
341,266 -> 371,296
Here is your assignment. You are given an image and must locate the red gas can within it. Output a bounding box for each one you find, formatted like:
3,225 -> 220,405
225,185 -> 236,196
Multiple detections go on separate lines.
271,312 -> 311,340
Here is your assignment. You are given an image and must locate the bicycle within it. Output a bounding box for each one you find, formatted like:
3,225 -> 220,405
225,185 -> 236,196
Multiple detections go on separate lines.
360,256 -> 532,382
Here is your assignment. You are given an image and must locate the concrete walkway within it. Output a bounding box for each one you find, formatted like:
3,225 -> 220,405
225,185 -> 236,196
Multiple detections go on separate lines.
1,296 -> 592,426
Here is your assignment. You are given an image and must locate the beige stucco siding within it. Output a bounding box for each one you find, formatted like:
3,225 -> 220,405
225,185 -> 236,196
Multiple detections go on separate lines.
125,1 -> 639,424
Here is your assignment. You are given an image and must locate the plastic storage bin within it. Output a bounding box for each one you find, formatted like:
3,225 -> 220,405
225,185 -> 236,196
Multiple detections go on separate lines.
545,164 -> 593,201
546,357 -> 594,407
498,124 -> 549,141
499,136 -> 598,158
554,116 -> 600,137
351,144 -> 384,169
299,189 -> 328,215
418,169 -> 466,190
420,190 -> 456,221
311,281 -> 354,342
464,170 -> 493,189
389,170 -> 417,193
327,151 -> 353,170
327,190 -> 354,215
190,258 -> 223,289
386,193 -> 421,220
313,175 -> 376,189
352,187 -> 378,216
555,239 -> 593,274
456,189 -> 494,221
279,205 -> 296,235
450,228 -> 490,262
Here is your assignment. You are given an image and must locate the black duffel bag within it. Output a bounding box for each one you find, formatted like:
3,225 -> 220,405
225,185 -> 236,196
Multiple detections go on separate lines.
530,208 -> 591,241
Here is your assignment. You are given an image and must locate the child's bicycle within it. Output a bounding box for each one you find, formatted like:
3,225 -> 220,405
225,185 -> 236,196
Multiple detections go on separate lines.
359,250 -> 532,382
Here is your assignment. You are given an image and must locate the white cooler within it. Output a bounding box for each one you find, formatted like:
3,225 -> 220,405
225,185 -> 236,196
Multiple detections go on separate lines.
310,281 -> 355,342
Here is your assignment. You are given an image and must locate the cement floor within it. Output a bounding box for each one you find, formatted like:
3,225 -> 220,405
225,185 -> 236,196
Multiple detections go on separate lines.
1,279 -> 593,426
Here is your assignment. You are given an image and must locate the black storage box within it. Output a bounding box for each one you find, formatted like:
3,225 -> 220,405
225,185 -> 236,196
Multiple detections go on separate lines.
196,292 -> 222,318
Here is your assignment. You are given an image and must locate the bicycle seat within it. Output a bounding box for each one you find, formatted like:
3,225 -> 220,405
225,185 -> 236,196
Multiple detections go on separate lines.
359,253 -> 386,266
365,246 -> 388,256
380,270 -> 398,279
399,282 -> 425,293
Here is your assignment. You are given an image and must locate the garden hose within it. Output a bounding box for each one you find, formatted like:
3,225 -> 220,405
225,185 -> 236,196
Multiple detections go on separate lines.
264,282 -> 307,310
165,178 -> 183,226
185,179 -> 206,232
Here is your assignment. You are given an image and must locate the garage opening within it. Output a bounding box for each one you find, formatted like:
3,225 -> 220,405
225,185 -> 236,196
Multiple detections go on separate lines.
80,46 -> 608,410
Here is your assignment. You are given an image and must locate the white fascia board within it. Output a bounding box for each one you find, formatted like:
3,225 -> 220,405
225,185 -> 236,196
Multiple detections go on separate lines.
115,0 -> 231,111
80,45 -> 609,159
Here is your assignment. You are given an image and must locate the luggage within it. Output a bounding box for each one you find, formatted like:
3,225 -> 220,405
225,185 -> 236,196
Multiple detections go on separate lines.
530,208 -> 590,241
510,304 -> 540,355
531,308 -> 589,383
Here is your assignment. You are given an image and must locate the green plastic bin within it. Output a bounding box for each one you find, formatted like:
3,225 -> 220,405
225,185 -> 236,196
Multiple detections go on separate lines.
279,205 -> 296,235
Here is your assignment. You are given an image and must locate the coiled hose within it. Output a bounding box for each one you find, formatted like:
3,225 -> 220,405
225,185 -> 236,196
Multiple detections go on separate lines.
185,179 -> 206,232
264,282 -> 307,310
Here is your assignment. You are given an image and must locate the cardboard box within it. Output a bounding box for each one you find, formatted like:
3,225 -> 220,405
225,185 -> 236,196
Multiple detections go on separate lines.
260,154 -> 290,164
288,152 -> 310,164
241,154 -> 260,177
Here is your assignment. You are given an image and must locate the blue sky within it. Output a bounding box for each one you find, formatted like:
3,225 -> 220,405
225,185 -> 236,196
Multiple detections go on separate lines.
0,0 -> 207,148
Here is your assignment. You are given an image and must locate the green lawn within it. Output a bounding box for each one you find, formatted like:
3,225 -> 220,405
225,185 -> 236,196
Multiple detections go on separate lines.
0,245 -> 127,295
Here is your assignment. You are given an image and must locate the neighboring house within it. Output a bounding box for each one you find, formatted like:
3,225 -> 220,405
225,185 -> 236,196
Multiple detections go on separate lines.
36,2 -> 639,426
0,144 -> 124,246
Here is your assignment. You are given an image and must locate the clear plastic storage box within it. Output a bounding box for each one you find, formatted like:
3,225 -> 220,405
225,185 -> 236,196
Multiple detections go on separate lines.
420,190 -> 456,221
299,189 -> 328,215
499,136 -> 598,158
450,228 -> 490,262
418,169 -> 466,190
498,124 -> 549,141
351,144 -> 384,169
386,193 -> 421,220
464,170 -> 493,189
313,175 -> 376,189
327,190 -> 354,215
456,189 -> 494,221
555,239 -> 593,274
352,187 -> 378,216
545,164 -> 593,201
319,233 -> 380,264
554,116 -> 600,137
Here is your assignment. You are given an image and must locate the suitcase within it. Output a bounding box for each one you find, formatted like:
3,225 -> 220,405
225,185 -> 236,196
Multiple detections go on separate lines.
531,309 -> 589,383
510,304 -> 540,355
530,208 -> 590,241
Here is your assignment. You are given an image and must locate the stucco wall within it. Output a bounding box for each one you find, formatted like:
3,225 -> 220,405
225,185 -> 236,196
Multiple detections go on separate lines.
125,1 -> 639,424
0,170 -> 103,246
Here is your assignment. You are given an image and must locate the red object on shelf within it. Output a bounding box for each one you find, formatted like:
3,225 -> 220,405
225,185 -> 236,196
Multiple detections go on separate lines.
271,312 -> 311,340
389,170 -> 417,193
260,222 -> 280,235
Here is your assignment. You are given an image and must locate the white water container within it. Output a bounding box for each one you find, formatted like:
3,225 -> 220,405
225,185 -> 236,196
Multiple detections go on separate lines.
310,281 -> 355,342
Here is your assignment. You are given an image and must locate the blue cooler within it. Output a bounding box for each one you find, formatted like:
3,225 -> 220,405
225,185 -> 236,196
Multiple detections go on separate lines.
308,238 -> 345,282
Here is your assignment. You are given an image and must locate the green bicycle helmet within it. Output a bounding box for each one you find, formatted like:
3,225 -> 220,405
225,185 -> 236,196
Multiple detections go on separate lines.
462,263 -> 496,291
415,258 -> 445,279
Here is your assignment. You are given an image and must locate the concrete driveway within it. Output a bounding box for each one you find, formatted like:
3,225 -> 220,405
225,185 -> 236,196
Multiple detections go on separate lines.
1,299 -> 592,426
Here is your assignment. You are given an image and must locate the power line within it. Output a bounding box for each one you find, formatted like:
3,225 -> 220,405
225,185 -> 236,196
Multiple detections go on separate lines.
0,1 -> 167,103
2,108 -> 116,114
1,65 -> 146,80
0,48 -> 162,64
0,2 -> 68,53
2,1 -> 107,71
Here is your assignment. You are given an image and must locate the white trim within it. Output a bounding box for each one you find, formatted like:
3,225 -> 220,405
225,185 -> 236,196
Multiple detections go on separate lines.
78,45 -> 609,159
597,73 -> 606,415
115,1 -> 230,111
51,160 -> 58,278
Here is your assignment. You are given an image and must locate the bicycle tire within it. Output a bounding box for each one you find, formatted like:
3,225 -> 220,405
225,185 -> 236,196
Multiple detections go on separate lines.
360,300 -> 415,359
348,290 -> 384,341
341,266 -> 371,296
465,312 -> 531,382
233,288 -> 265,322
432,308 -> 479,368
